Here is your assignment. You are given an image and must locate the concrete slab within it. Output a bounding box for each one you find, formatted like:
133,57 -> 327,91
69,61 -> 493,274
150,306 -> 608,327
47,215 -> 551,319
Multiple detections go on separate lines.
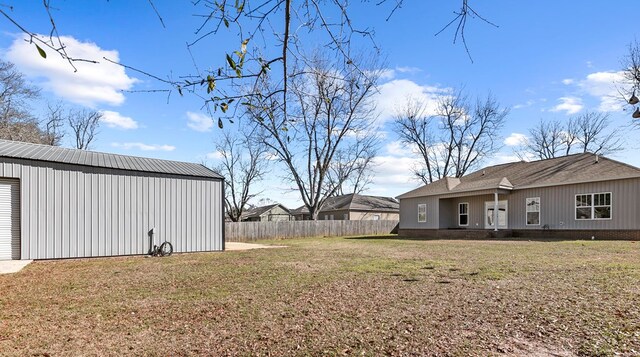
0,260 -> 32,274
225,242 -> 287,251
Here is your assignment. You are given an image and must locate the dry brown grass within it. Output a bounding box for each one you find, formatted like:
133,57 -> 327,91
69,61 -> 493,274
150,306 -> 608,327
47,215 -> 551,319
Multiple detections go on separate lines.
0,237 -> 638,356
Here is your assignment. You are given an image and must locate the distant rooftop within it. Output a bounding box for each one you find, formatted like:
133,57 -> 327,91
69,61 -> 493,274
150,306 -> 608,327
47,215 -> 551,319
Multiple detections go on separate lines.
0,139 -> 222,179
292,193 -> 399,214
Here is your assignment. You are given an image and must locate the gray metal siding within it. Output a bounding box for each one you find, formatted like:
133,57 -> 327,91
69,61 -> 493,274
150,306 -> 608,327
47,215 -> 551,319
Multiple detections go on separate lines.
438,199 -> 453,228
399,196 -> 439,229
447,194 -> 503,229
507,178 -> 640,230
0,158 -> 223,259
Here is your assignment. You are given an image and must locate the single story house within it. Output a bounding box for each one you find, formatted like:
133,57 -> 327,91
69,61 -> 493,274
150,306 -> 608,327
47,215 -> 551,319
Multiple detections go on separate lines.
396,153 -> 640,240
241,203 -> 292,222
0,139 -> 225,260
292,193 -> 399,221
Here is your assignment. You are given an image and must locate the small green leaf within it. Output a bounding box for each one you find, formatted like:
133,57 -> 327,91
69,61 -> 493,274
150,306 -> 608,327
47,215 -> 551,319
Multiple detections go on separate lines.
35,44 -> 46,59
226,54 -> 236,70
223,18 -> 229,28
177,86 -> 183,96
218,118 -> 224,129
220,103 -> 228,113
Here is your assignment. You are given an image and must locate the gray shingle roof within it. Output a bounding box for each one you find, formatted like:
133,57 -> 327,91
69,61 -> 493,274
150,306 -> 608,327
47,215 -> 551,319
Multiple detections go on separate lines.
241,203 -> 290,219
0,139 -> 222,179
310,193 -> 399,213
398,153 -> 640,199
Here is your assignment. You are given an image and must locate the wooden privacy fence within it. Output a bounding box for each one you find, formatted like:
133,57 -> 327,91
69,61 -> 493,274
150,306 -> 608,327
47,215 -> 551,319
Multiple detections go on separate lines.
225,220 -> 399,242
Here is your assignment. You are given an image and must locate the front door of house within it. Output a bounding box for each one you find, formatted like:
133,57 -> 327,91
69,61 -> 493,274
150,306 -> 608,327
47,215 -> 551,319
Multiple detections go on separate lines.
484,201 -> 508,229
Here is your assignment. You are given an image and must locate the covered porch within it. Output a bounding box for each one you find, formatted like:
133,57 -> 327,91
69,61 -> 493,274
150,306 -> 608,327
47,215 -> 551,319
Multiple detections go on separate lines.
438,189 -> 512,231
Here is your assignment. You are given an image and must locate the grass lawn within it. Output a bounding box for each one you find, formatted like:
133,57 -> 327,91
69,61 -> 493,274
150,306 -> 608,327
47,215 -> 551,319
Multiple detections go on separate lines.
1,237 -> 639,356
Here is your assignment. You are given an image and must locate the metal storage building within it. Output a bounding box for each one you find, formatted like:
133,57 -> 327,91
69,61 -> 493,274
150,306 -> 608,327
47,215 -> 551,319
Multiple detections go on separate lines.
0,139 -> 224,260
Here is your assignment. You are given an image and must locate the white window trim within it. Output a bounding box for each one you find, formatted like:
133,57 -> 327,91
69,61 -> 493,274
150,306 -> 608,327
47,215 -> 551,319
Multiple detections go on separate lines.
458,202 -> 469,226
525,197 -> 541,226
575,192 -> 612,221
417,203 -> 427,223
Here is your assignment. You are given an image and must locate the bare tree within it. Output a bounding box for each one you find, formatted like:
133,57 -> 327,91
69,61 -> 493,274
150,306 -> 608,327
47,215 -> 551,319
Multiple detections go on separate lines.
394,90 -> 508,184
41,103 -> 66,146
571,112 -> 622,155
246,53 -> 380,220
326,147 -> 377,196
393,98 -> 437,184
67,109 -> 101,150
620,40 -> 640,126
523,119 -> 568,160
0,59 -> 42,143
521,112 -> 622,159
0,2 -> 493,127
214,128 -> 269,222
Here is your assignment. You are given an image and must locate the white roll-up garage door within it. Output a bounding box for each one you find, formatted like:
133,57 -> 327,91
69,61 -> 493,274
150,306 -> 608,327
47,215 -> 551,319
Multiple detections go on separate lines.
0,179 -> 20,260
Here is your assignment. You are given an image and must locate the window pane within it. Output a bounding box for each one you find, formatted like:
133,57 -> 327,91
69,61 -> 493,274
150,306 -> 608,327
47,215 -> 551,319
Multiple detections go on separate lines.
460,214 -> 468,225
526,198 -> 540,212
527,212 -> 540,225
576,207 -> 591,219
605,193 -> 611,206
594,206 -> 611,219
576,195 -> 591,207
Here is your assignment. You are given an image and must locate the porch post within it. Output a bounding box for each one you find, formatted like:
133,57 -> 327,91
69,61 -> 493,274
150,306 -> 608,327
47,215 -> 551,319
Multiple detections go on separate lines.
493,191 -> 499,231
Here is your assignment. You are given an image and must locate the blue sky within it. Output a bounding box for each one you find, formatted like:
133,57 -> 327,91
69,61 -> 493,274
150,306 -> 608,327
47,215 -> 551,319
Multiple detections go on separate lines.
1,1 -> 638,208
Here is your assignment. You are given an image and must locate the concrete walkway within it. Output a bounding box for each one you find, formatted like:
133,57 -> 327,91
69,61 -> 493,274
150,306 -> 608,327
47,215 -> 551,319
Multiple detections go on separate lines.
0,260 -> 32,274
225,242 -> 287,251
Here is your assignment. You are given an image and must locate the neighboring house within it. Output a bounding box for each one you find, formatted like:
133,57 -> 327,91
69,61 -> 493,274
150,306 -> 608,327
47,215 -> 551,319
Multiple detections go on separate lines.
0,139 -> 225,260
241,203 -> 292,222
292,193 -> 399,221
397,153 -> 640,240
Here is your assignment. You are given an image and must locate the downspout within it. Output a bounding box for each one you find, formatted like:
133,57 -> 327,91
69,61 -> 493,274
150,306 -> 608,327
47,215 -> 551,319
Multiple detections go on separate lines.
493,191 -> 499,232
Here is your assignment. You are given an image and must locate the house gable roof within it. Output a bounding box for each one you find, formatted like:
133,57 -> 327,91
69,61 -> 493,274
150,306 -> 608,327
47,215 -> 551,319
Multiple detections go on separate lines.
241,203 -> 290,219
291,194 -> 400,215
397,153 -> 640,199
0,139 -> 222,179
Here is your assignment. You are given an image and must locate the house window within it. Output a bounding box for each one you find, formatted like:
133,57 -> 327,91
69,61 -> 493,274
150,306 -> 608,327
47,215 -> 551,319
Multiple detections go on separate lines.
324,214 -> 329,220
418,204 -> 427,223
526,197 -> 540,225
576,193 -> 611,220
458,203 -> 468,226
372,214 -> 380,221
344,213 -> 349,220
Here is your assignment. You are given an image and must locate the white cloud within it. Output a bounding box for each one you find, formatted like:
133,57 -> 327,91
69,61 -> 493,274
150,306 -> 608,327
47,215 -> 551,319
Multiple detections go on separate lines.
205,151 -> 224,159
513,100 -> 534,109
6,34 -> 137,107
112,142 -> 175,151
385,140 -> 414,157
561,79 -> 574,85
550,96 -> 583,115
378,69 -> 396,81
100,110 -> 138,129
373,79 -> 449,123
578,71 -> 627,112
370,155 -> 424,188
186,111 -> 214,132
504,133 -> 528,147
396,66 -> 421,74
